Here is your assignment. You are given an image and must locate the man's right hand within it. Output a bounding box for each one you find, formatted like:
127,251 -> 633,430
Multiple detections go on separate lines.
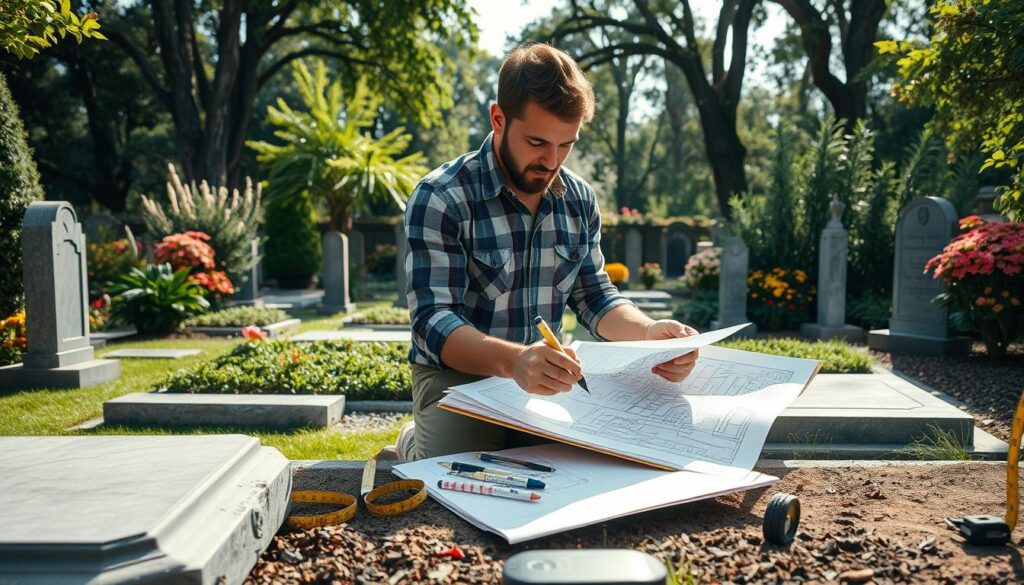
511,343 -> 583,396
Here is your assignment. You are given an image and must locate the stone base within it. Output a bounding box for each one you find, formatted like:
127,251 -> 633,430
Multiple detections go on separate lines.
292,329 -> 411,343
188,318 -> 301,339
105,392 -> 346,428
0,435 -> 290,584
710,321 -> 757,337
800,322 -> 865,342
0,359 -> 120,392
317,302 -> 356,315
867,329 -> 972,355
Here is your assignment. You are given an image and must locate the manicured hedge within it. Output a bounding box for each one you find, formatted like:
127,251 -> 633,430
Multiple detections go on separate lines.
157,340 -> 411,400
184,306 -> 291,328
717,337 -> 873,374
348,306 -> 410,325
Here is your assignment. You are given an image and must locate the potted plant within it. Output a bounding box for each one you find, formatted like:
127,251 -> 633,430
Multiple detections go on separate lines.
639,262 -> 662,290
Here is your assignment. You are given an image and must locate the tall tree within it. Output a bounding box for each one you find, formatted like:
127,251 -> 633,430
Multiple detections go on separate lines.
105,0 -> 475,188
773,0 -> 888,130
556,0 -> 759,217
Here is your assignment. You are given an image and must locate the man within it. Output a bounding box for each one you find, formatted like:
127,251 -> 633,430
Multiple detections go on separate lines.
400,43 -> 698,460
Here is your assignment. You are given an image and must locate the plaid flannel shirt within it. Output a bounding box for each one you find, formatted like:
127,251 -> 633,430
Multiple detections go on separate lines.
404,133 -> 633,368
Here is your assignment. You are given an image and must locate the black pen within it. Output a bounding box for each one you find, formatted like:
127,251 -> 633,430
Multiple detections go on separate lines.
478,452 -> 556,473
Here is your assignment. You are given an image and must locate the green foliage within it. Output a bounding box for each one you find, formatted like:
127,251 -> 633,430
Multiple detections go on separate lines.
882,1 -> 1024,219
157,340 -> 412,401
0,73 -> 43,317
86,240 -> 144,296
263,193 -> 321,288
141,164 -> 262,290
366,244 -> 398,276
108,264 -> 210,334
347,306 -> 411,325
673,290 -> 718,329
0,0 -> 106,59
248,61 -> 429,232
717,337 -> 873,374
895,424 -> 971,461
847,293 -> 891,330
183,307 -> 290,328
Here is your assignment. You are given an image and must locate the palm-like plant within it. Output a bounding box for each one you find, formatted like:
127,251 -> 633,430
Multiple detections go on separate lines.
108,264 -> 210,334
248,60 -> 428,233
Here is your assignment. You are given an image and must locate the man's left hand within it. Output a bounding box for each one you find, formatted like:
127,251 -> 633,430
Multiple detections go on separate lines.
643,319 -> 699,382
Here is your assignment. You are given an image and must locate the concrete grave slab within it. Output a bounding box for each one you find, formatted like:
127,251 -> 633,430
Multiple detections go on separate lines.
0,359 -> 120,392
292,329 -> 411,343
0,435 -> 290,584
187,318 -> 301,339
105,392 -> 345,428
260,288 -> 323,310
621,290 -> 673,301
339,315 -> 410,331
103,348 -> 202,359
88,328 -> 136,349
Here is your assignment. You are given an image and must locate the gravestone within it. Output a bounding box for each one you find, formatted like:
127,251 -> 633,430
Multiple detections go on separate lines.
349,229 -> 366,283
710,236 -> 756,336
625,228 -> 643,283
318,230 -> 355,314
664,222 -> 694,277
800,198 -> 863,341
231,237 -> 263,304
868,197 -> 971,355
0,435 -> 289,584
0,202 -> 119,391
82,213 -> 122,243
395,222 -> 409,308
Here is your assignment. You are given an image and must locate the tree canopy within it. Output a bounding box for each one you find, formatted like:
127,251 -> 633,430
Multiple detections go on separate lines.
0,0 -> 106,59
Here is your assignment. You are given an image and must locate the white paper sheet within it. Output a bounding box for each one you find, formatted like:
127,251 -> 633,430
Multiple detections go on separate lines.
440,338 -> 820,476
392,443 -> 778,544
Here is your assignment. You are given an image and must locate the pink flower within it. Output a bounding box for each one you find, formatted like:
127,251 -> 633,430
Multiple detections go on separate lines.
241,325 -> 267,341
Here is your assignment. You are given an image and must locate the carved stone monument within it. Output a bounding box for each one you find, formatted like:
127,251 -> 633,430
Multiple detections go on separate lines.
349,228 -> 366,283
710,236 -> 756,336
664,222 -> 694,277
801,198 -> 864,341
394,221 -> 409,309
625,227 -> 643,283
230,237 -> 263,305
0,202 -> 120,390
317,230 -> 355,314
867,197 -> 971,355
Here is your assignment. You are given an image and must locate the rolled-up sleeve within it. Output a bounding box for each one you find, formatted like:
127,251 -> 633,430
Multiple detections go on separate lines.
567,190 -> 634,340
405,182 -> 472,366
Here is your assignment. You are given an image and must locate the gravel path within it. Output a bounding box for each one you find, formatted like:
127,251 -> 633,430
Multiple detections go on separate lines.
335,412 -> 408,435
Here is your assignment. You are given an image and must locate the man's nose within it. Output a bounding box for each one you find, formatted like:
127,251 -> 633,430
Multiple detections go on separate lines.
540,144 -> 559,169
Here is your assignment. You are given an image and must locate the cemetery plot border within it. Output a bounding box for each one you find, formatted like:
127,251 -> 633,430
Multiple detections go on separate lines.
104,392 -> 346,429
186,318 -> 301,339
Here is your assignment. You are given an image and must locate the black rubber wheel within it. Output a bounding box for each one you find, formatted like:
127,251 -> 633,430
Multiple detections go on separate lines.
763,492 -> 800,545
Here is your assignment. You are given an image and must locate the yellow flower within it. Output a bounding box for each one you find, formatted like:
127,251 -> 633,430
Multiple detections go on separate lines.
751,293 -> 758,299
773,288 -> 784,298
786,294 -> 793,300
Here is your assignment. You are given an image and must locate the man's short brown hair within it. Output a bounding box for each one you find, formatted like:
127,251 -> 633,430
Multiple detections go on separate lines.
497,43 -> 595,124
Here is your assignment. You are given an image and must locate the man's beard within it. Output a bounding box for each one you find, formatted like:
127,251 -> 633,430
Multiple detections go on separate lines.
498,133 -> 557,195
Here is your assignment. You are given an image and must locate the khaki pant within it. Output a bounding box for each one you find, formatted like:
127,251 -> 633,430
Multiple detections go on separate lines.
410,364 -> 548,460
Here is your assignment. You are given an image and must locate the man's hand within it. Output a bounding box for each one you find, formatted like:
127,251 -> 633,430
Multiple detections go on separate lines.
644,319 -> 700,382
511,342 -> 583,396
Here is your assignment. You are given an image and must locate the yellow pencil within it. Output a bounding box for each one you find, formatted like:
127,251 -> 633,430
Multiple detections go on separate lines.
533,315 -> 590,393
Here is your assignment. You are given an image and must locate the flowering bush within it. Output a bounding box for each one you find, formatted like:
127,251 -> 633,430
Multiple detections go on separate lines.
86,239 -> 144,295
606,262 -> 629,285
89,293 -> 112,332
680,248 -> 720,291
747,268 -> 815,331
602,207 -> 646,226
241,325 -> 268,341
0,310 -> 27,366
639,262 -> 662,290
153,231 -> 234,298
925,216 -> 1024,356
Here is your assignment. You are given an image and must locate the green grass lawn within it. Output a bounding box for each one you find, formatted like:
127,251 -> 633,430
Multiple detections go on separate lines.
0,305 -> 407,460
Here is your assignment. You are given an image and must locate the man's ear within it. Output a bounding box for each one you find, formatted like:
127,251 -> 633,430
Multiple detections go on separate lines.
490,103 -> 506,136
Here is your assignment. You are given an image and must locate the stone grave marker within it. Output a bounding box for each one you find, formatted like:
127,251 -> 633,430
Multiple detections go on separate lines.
349,229 -> 366,283
801,198 -> 863,341
710,236 -> 756,336
82,212 -> 122,243
625,228 -> 643,283
395,221 -> 409,308
0,202 -> 119,391
868,196 -> 970,355
231,237 -> 262,304
0,435 -> 289,584
664,222 -> 694,277
318,230 -> 355,314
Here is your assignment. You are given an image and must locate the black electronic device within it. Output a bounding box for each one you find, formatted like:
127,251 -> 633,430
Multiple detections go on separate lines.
503,549 -> 666,585
945,515 -> 1011,546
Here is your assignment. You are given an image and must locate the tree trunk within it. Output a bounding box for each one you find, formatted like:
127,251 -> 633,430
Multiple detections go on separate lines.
696,98 -> 748,216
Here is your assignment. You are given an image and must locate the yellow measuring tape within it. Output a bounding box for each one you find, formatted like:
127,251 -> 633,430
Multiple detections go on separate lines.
286,457 -> 426,530
1006,390 -> 1024,530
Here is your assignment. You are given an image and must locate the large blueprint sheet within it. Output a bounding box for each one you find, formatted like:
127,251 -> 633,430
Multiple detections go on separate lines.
439,328 -> 820,477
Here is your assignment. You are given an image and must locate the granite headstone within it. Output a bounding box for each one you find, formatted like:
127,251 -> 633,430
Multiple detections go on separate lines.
710,236 -> 756,336
664,222 -> 694,277
625,228 -> 643,283
801,198 -> 863,341
318,230 -> 355,314
395,221 -> 409,309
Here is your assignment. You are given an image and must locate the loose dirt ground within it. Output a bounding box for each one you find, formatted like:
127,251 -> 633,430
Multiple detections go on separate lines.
247,463 -> 1023,584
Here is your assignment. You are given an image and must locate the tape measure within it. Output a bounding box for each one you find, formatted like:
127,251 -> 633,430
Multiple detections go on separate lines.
1005,389 -> 1023,531
286,457 -> 426,530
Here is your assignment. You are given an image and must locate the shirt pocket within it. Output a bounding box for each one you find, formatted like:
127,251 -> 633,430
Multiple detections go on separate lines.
469,247 -> 513,301
553,243 -> 588,294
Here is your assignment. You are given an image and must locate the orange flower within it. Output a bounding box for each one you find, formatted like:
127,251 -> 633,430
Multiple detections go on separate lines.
241,325 -> 267,341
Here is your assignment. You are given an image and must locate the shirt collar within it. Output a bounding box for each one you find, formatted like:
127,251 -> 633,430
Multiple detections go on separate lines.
479,132 -> 567,201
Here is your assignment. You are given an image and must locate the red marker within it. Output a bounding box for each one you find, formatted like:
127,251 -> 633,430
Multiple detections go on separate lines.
437,479 -> 541,502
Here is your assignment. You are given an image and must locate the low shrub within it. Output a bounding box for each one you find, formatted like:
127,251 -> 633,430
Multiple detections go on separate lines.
717,337 -> 873,374
639,262 -> 662,290
848,293 -> 891,330
673,290 -> 717,329
0,309 -> 27,367
606,262 -> 629,285
184,306 -> 291,328
747,268 -> 815,331
680,248 -> 719,291
348,306 -> 410,325
86,239 -> 143,296
109,264 -> 210,334
89,294 -> 112,332
157,339 -> 411,400
366,244 -> 398,276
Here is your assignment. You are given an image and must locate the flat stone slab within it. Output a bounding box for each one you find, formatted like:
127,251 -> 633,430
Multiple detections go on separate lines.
340,315 -> 409,331
347,400 -> 413,413
260,288 -> 323,309
89,328 -> 137,342
188,318 -> 301,339
0,359 -> 120,392
292,329 -> 411,343
103,348 -> 202,359
767,371 -> 977,448
0,435 -> 289,584
867,328 -> 971,356
621,290 -> 672,301
105,392 -> 346,428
